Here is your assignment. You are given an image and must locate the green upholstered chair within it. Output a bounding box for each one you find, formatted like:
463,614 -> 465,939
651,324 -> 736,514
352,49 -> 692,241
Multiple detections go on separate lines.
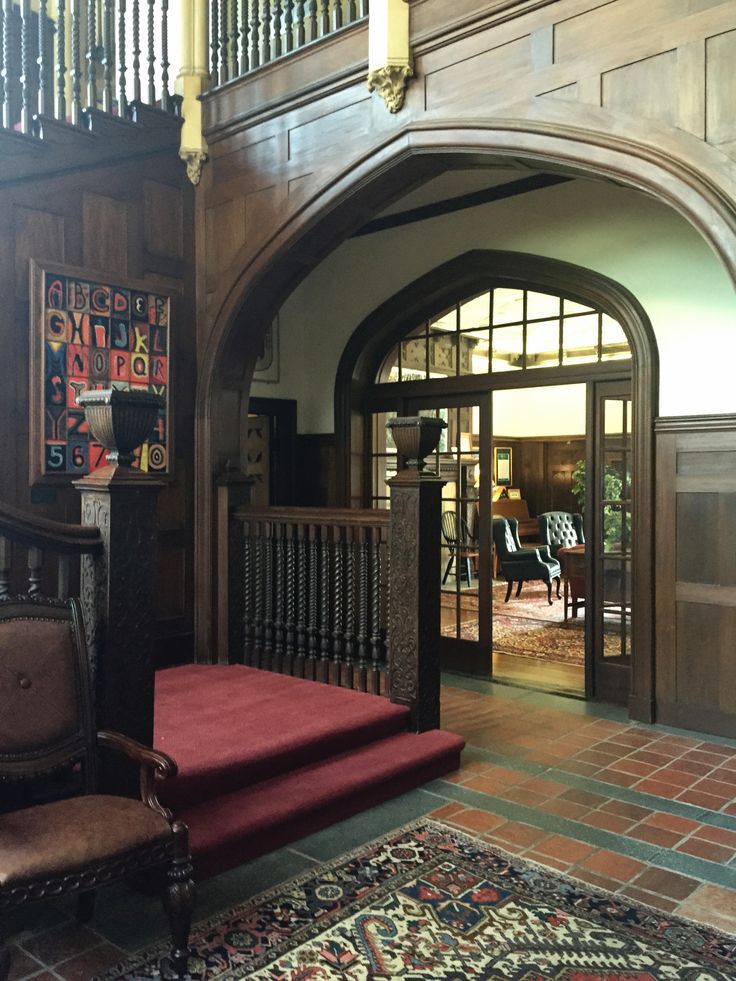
537,511 -> 585,559
492,516 -> 561,604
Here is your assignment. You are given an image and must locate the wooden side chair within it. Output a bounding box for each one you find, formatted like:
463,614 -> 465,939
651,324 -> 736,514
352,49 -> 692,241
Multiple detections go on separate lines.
0,597 -> 195,980
441,510 -> 479,585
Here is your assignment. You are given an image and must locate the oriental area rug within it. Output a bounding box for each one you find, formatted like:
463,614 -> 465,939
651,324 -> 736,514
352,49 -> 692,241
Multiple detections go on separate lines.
99,820 -> 736,980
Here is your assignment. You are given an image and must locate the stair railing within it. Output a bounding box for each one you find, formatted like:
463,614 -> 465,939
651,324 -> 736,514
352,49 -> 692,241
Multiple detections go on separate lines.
209,0 -> 368,87
233,505 -> 390,694
0,0 -> 178,136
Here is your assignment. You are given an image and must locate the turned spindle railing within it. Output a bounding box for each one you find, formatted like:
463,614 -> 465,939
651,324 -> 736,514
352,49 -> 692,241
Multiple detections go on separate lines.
209,0 -> 368,86
234,506 -> 390,694
0,0 -> 177,135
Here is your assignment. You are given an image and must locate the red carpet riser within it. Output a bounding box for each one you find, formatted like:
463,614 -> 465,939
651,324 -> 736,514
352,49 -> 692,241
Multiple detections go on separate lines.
154,665 -> 465,879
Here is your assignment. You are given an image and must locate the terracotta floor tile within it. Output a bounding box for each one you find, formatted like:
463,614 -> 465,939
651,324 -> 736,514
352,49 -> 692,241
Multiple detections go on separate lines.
708,768 -> 736,787
639,812 -> 701,835
430,802 -> 467,820
56,943 -> 125,981
462,774 -> 521,796
574,749 -> 621,766
6,946 -> 44,981
586,741 -> 629,758
559,788 -> 609,808
618,886 -> 679,914
722,803 -> 736,817
557,760 -> 602,777
678,883 -> 736,932
483,834 -> 525,855
581,810 -> 636,834
696,742 -> 736,758
647,767 -> 698,789
692,777 -> 736,799
517,776 -> 569,798
496,787 -> 548,808
631,866 -> 700,902
596,768 -> 640,788
18,924 -> 102,969
626,824 -> 684,848
532,834 -> 597,865
577,849 -> 645,883
537,798 -> 592,821
632,778 -> 685,799
680,749 -> 732,767
693,825 -> 736,848
490,820 -> 548,849
523,851 -> 571,873
449,808 -> 507,834
662,758 -> 712,776
606,759 -> 659,778
676,789 -> 730,810
600,799 -> 653,822
627,750 -> 677,767
675,837 -> 735,864
605,732 -> 656,749
571,867 -> 629,893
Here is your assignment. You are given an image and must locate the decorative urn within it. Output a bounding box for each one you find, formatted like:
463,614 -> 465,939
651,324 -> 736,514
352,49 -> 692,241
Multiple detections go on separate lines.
76,389 -> 163,469
386,415 -> 447,474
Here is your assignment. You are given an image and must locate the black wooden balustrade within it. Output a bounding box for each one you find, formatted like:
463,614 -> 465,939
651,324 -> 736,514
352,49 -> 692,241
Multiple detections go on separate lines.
0,0 -> 177,135
234,506 -> 389,694
209,0 -> 368,87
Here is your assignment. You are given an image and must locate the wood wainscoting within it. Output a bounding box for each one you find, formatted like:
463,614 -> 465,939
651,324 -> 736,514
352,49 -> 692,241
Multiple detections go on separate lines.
655,416 -> 736,737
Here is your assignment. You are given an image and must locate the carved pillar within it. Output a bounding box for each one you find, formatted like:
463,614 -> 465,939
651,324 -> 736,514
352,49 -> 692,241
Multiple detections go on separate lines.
386,416 -> 446,732
216,463 -> 254,664
75,389 -> 163,795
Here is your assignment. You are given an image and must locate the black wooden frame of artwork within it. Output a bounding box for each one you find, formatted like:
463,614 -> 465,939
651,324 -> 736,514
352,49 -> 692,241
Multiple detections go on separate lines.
29,260 -> 174,483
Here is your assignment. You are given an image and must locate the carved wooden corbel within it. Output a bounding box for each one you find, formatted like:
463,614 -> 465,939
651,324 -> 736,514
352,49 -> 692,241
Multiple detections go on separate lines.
367,64 -> 414,113
180,148 -> 208,186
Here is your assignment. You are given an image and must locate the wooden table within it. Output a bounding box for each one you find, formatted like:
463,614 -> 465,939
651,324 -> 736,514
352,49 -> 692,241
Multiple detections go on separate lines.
557,544 -> 585,621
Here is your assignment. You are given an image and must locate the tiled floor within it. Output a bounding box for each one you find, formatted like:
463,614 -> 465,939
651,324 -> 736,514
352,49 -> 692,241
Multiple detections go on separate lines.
6,674 -> 736,978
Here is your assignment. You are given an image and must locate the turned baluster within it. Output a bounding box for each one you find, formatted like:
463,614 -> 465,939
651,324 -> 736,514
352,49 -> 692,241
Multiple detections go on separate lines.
307,524 -> 319,678
57,555 -> 70,600
132,0 -> 141,100
218,0 -> 227,81
37,0 -> 49,117
243,520 -> 254,664
294,0 -> 304,47
318,0 -> 328,35
283,0 -> 294,53
19,0 -> 30,132
318,524 -> 330,683
252,522 -> 264,668
27,547 -> 43,596
249,0 -> 259,69
272,0 -> 282,58
295,522 -> 307,676
332,524 -> 344,684
160,0 -> 169,110
239,0 -> 249,71
347,0 -> 356,22
0,538 -> 10,597
273,521 -> 285,672
306,0 -> 317,42
101,0 -> 113,112
284,523 -> 296,674
146,0 -> 155,104
356,525 -> 369,691
229,0 -> 239,78
331,0 -> 342,32
0,1 -> 5,127
261,0 -> 271,63
369,525 -> 383,694
116,0 -> 126,115
263,519 -> 274,670
342,526 -> 355,689
70,0 -> 81,123
86,0 -> 96,108
358,0 -> 368,15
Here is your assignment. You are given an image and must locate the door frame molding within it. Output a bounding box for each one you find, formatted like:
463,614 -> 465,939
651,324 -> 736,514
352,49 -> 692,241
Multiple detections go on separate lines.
334,250 -> 658,720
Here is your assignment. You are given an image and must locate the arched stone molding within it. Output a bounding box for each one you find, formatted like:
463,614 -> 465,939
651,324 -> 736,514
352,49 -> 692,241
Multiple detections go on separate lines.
195,106 -> 736,672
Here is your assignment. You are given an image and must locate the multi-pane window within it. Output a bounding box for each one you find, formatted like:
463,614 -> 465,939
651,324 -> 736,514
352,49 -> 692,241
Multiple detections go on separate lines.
378,288 -> 630,382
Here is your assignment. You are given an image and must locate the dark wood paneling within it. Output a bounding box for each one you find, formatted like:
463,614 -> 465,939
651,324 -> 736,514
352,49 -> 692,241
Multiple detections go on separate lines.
297,435 -> 338,507
82,192 -> 129,274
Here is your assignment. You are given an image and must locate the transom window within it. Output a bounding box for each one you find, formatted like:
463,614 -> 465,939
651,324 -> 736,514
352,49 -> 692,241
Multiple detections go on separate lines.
377,287 -> 630,383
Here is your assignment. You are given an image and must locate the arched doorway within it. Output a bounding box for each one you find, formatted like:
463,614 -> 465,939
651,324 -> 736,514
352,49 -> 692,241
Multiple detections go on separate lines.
334,251 -> 657,706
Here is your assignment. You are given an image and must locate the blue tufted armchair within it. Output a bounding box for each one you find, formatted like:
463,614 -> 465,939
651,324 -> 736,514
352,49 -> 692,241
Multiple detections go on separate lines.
537,511 -> 585,559
492,516 -> 561,605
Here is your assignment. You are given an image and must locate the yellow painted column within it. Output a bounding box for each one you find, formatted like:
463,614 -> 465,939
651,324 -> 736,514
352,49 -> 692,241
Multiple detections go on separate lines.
177,0 -> 210,184
367,0 -> 412,113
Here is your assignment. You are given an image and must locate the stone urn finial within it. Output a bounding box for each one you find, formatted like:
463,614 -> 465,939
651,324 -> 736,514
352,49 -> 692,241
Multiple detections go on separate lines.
386,416 -> 447,475
76,389 -> 163,469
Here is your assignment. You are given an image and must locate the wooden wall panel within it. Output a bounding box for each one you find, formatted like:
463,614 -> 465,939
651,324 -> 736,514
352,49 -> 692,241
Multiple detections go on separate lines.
602,51 -> 679,127
424,35 -> 532,110
705,29 -> 736,145
143,180 -> 184,260
655,423 -> 736,736
82,192 -> 129,273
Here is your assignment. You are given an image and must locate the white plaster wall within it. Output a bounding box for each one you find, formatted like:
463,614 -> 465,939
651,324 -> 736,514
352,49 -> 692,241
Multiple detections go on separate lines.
250,178 -> 736,433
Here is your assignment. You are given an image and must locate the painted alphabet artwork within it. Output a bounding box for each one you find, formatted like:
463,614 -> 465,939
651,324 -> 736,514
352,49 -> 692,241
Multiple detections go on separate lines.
39,268 -> 170,477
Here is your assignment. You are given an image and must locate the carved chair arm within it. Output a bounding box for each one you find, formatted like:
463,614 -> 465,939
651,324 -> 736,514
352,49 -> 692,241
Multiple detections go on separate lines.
97,730 -> 177,821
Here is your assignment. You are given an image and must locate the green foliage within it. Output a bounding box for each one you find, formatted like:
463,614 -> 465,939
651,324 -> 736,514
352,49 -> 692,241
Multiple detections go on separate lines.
571,458 -> 630,552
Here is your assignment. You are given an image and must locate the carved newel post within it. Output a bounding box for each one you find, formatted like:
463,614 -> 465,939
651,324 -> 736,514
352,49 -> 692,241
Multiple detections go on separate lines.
74,389 -> 164,794
387,416 -> 446,731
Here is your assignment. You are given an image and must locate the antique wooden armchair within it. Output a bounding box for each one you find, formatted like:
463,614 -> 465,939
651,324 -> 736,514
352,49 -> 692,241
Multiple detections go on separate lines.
0,597 -> 195,980
492,516 -> 562,604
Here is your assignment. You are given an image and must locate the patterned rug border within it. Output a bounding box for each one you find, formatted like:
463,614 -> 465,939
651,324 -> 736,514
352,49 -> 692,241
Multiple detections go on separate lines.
98,817 -> 736,980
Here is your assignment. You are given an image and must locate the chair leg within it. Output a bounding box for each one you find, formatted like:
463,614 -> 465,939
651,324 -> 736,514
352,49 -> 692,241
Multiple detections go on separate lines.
555,576 -> 561,599
163,822 -> 196,978
546,581 -> 553,605
0,941 -> 10,981
505,580 -> 513,603
442,555 -> 453,584
464,557 -> 473,584
516,581 -> 523,598
76,889 -> 96,923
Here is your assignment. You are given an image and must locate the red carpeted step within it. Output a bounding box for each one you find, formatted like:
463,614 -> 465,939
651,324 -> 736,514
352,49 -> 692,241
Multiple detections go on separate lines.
179,728 -> 465,879
155,665 -> 412,809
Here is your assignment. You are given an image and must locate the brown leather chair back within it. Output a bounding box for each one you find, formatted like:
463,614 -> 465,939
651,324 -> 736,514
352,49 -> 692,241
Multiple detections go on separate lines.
0,598 -> 96,789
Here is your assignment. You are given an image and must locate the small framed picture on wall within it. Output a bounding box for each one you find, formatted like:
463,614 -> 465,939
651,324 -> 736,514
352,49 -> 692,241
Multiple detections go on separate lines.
493,446 -> 512,486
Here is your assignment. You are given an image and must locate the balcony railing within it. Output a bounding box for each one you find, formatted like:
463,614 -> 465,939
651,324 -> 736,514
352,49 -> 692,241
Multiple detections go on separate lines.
209,0 -> 368,87
0,0 -> 178,135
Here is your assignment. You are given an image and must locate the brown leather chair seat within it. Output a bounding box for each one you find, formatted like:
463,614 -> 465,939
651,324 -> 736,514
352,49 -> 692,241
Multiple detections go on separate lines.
0,795 -> 172,887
